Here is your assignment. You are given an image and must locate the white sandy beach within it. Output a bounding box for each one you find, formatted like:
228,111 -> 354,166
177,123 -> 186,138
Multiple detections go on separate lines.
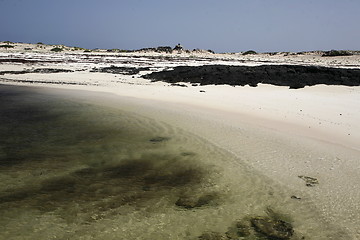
1,43 -> 360,239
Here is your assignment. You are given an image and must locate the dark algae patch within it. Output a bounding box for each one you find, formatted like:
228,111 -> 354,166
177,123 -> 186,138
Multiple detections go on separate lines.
0,85 -> 213,223
198,208 -> 294,240
149,136 -> 171,143
175,192 -> 219,209
144,64 -> 360,89
1,154 -> 206,217
250,217 -> 294,239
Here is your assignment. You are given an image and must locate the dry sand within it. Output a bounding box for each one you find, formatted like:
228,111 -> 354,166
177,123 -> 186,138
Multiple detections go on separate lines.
1,43 -> 360,238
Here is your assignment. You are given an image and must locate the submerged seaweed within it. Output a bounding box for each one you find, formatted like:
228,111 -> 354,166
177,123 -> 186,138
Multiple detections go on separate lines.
0,86 -> 215,224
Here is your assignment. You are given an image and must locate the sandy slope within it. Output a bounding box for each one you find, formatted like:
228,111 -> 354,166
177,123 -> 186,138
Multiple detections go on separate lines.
1,43 -> 360,238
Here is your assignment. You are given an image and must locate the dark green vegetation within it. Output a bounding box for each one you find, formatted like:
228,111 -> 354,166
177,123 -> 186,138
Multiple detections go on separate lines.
0,45 -> 14,48
243,50 -> 257,55
106,48 -> 133,53
144,64 -> 360,89
50,47 -> 63,52
322,50 -> 353,57
139,46 -> 173,53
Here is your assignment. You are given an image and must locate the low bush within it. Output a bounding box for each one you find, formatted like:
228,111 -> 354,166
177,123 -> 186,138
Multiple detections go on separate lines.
322,50 -> 352,57
73,47 -> 85,51
156,46 -> 173,53
50,47 -> 63,52
243,50 -> 257,55
0,45 -> 14,48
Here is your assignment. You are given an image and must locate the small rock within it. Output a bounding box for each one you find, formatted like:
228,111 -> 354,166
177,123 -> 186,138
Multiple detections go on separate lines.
291,195 -> 301,200
149,137 -> 170,143
180,152 -> 195,157
175,195 -> 198,209
171,83 -> 187,87
198,232 -> 226,240
226,221 -> 251,239
298,175 -> 319,187
251,216 -> 294,239
175,193 -> 217,209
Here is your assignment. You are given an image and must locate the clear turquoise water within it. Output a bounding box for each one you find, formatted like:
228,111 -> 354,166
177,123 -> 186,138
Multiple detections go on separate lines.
0,85 -> 349,240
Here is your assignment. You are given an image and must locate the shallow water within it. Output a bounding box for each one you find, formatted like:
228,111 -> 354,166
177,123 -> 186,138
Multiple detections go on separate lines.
0,85 -> 349,239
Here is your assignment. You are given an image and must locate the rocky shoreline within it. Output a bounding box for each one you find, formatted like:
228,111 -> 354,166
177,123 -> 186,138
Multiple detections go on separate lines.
144,64 -> 360,89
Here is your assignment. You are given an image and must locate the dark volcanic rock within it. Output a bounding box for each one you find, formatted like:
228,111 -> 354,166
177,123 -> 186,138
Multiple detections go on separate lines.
32,68 -> 74,73
90,66 -> 150,75
143,64 -> 360,89
0,58 -> 62,64
0,68 -> 74,75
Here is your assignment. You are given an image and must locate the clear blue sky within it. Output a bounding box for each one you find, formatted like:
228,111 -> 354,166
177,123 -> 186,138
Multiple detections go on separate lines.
1,0 -> 359,52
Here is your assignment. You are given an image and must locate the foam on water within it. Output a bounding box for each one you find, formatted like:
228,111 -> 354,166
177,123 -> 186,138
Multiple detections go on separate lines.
0,85 -> 350,239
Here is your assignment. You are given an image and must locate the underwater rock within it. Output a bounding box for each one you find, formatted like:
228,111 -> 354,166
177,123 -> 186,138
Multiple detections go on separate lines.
180,152 -> 195,157
149,136 -> 170,143
225,221 -> 251,239
298,175 -> 319,187
198,232 -> 227,240
175,193 -> 217,209
250,216 -> 294,240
